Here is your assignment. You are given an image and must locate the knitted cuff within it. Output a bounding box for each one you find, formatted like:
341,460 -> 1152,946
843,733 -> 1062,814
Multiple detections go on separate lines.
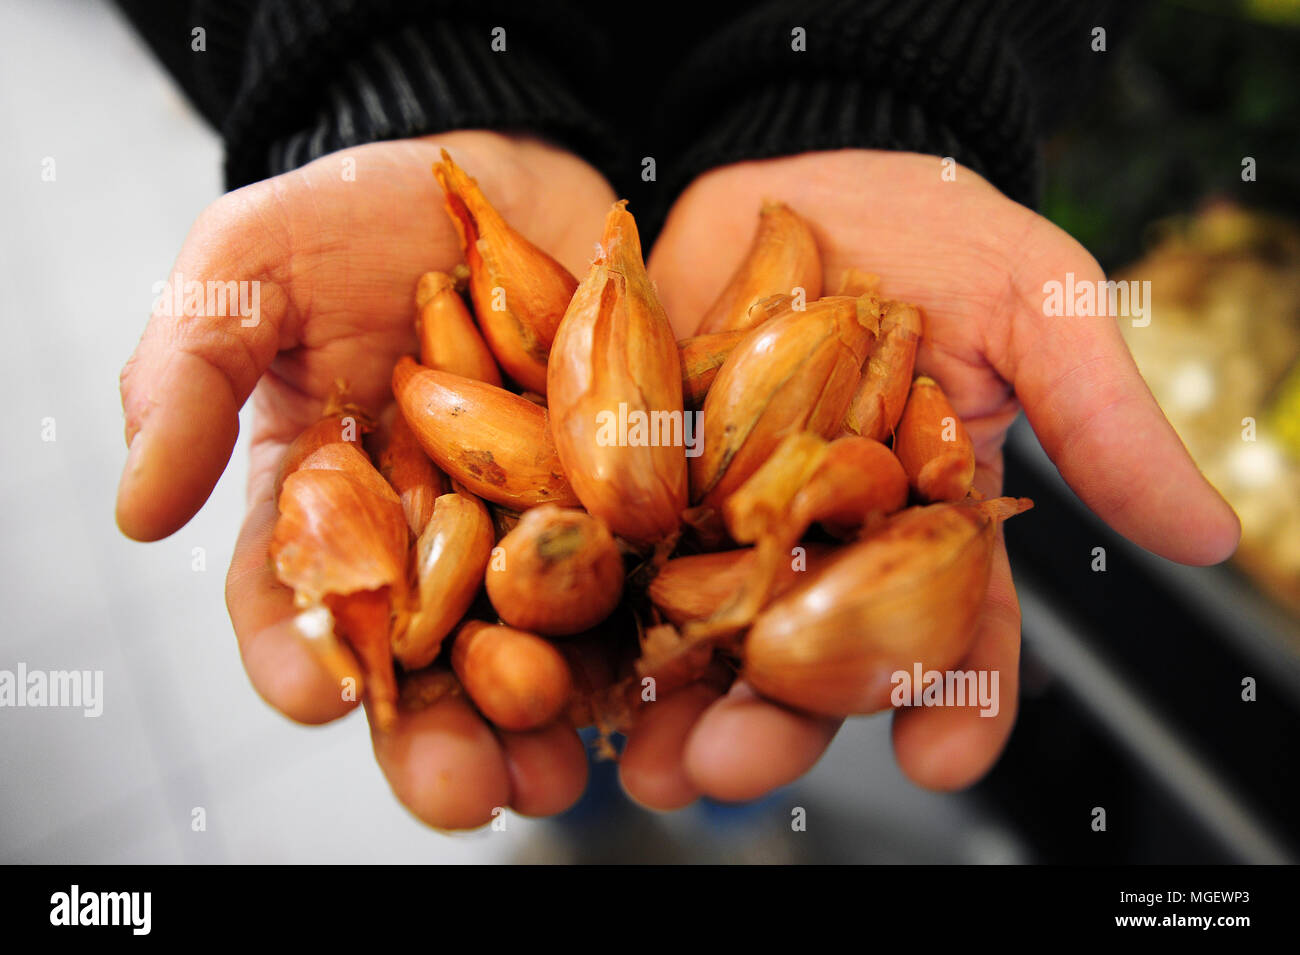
653,0 -> 1047,220
211,0 -> 612,189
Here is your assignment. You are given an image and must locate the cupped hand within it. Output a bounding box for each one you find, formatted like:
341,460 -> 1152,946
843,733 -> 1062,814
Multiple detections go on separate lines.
621,150 -> 1241,807
116,132 -> 616,829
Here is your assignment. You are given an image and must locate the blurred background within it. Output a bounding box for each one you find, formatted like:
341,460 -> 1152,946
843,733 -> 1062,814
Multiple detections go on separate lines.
1,0 -> 1296,863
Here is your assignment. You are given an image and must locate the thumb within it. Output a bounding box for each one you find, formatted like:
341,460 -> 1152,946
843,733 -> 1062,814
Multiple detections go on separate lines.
117,185 -> 293,541
1005,218 -> 1239,566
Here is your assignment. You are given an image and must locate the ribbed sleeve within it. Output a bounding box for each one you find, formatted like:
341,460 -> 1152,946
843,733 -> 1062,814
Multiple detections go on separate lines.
191,0 -> 613,190
649,0 -> 1126,221
116,0 -> 1129,231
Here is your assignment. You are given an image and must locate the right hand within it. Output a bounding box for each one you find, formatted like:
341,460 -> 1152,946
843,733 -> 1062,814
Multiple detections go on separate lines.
116,131 -> 617,830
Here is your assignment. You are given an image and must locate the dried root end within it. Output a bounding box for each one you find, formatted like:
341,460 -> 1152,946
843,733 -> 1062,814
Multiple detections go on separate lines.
679,532 -> 792,643
973,495 -> 1035,523
681,505 -> 729,550
636,623 -> 721,693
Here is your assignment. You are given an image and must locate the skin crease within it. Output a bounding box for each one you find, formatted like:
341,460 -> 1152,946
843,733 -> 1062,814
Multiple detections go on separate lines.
619,683 -> 726,811
117,137 -> 1240,827
498,722 -> 590,817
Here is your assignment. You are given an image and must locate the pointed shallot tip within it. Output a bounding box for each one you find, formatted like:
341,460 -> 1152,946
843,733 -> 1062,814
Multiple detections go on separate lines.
972,495 -> 1035,522
390,358 -> 413,395
435,150 -> 470,185
987,496 -> 1029,519
416,271 -> 455,308
434,154 -> 489,217
601,200 -> 642,263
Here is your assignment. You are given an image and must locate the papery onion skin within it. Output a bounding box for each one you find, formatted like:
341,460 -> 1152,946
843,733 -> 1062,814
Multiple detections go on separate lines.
690,294 -> 882,511
392,490 -> 495,670
742,498 -> 1031,717
546,201 -> 688,547
649,543 -> 834,627
842,300 -> 923,442
695,201 -> 823,335
415,270 -> 503,387
678,328 -> 749,409
393,357 -> 579,510
893,375 -> 976,502
271,443 -> 410,731
434,152 -> 577,394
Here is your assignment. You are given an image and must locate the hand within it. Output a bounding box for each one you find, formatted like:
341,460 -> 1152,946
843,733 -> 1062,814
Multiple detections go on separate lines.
620,150 -> 1241,807
116,132 -> 616,830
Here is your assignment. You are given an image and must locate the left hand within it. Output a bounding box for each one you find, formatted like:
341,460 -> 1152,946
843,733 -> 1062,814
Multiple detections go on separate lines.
618,149 -> 1240,807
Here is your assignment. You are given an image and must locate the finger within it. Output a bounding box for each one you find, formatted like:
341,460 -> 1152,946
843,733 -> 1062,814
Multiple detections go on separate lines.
891,536 -> 1020,790
371,695 -> 512,831
619,683 -> 725,811
226,494 -> 362,724
1004,222 -> 1239,565
498,723 -> 590,817
116,183 -> 297,542
648,204 -> 760,339
683,682 -> 841,802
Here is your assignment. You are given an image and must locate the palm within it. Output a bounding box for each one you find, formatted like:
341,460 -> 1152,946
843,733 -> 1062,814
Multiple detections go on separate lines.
651,151 -> 1061,458
237,134 -> 616,494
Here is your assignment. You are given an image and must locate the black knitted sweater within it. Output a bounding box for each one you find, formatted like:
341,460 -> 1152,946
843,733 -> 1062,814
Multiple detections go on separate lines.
114,0 -> 1129,240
